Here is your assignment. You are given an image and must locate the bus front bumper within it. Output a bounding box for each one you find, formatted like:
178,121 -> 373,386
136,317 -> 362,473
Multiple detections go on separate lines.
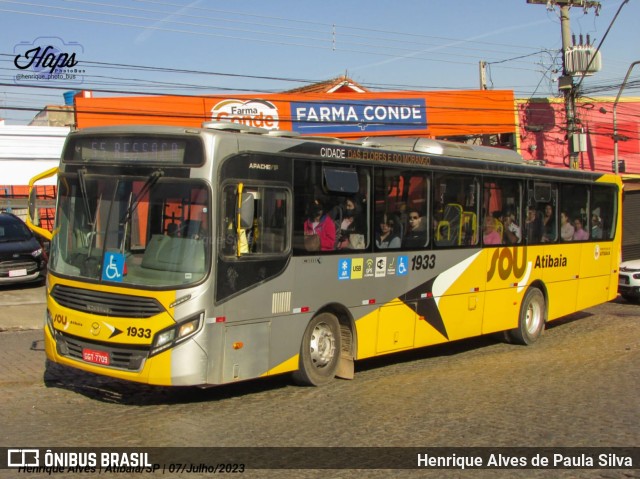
44,322 -> 209,387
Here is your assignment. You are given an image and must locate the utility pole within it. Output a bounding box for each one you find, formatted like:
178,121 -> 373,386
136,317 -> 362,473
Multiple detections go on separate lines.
612,61 -> 640,174
479,61 -> 488,90
527,0 -> 601,169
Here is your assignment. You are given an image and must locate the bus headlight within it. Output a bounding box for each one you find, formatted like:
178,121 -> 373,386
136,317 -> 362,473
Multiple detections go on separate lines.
150,312 -> 203,357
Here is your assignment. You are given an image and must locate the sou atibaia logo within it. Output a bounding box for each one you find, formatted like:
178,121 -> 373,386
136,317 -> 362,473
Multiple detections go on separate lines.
211,99 -> 279,130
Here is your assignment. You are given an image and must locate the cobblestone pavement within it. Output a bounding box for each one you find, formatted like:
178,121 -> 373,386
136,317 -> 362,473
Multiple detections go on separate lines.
0,293 -> 638,479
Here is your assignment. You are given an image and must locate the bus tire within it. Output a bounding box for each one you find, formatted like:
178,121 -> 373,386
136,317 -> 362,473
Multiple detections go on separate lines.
508,287 -> 545,345
292,313 -> 341,386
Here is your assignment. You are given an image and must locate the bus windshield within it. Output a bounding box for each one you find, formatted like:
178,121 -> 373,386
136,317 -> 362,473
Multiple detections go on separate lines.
49,173 -> 210,288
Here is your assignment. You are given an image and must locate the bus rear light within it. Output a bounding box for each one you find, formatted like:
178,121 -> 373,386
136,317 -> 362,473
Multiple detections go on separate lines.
420,292 -> 433,298
293,307 -> 309,314
362,299 -> 375,305
215,316 -> 226,323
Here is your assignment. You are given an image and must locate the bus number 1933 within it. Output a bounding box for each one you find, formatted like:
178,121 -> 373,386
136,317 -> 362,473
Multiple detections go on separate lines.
411,254 -> 436,270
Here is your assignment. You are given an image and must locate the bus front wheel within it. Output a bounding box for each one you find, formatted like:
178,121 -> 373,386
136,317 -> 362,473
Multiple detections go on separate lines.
293,313 -> 341,386
507,287 -> 546,345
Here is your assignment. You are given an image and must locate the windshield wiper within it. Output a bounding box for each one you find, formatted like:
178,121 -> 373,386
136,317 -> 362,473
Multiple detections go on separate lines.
121,169 -> 164,227
77,168 -> 94,226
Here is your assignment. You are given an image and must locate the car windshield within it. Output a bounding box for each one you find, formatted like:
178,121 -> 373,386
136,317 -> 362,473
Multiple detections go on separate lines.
49,173 -> 211,288
0,217 -> 33,242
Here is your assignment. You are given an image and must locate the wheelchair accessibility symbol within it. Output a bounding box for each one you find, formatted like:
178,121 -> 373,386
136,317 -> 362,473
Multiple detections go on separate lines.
397,255 -> 409,276
102,252 -> 125,282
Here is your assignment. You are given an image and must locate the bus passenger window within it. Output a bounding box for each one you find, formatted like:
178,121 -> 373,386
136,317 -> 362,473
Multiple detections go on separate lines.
560,183 -> 589,242
221,185 -> 289,257
591,184 -> 617,240
482,176 -> 522,247
434,173 -> 478,247
294,160 -> 369,255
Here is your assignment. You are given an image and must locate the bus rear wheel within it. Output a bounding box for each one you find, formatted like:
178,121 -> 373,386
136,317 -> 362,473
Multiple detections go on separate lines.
293,313 -> 341,386
507,287 -> 545,345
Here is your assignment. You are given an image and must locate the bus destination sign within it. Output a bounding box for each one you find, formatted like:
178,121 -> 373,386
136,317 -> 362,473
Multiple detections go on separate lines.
68,137 -> 192,164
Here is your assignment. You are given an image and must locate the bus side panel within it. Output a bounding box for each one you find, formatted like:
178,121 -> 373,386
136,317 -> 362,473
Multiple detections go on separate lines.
542,243 -> 580,322
575,242 -> 615,311
482,247 -> 519,335
222,321 -> 270,383
436,252 -> 485,341
376,301 -> 416,354
409,250 -> 485,346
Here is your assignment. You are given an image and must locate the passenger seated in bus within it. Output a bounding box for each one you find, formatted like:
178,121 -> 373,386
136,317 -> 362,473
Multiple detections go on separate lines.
303,201 -> 336,251
336,209 -> 364,249
572,217 -> 589,241
181,219 -> 204,239
524,205 -> 543,243
166,222 -> 179,237
333,197 -> 364,249
376,213 -> 401,249
330,196 -> 361,224
559,210 -> 574,241
541,203 -> 556,242
482,216 -> 502,245
403,209 -> 427,248
591,208 -> 603,239
500,211 -> 521,245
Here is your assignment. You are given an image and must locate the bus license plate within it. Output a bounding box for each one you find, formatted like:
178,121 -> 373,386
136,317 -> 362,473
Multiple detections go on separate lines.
82,348 -> 110,365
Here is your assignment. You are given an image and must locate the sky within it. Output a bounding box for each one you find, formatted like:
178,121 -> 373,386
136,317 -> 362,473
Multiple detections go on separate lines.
1,0 -> 639,125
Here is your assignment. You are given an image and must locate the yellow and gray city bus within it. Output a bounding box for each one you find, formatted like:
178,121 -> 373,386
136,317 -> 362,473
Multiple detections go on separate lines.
27,123 -> 622,387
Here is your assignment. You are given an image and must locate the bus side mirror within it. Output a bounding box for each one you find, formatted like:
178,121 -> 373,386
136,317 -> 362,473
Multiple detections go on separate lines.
26,166 -> 58,241
28,188 -> 38,227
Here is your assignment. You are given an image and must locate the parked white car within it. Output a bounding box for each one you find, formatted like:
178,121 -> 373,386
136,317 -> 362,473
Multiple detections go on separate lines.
618,259 -> 640,303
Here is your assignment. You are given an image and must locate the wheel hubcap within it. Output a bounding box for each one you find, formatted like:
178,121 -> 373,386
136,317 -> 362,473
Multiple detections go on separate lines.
525,299 -> 542,335
309,322 -> 336,369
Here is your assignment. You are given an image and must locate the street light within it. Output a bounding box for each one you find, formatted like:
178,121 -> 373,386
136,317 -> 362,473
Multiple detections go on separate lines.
612,61 -> 640,175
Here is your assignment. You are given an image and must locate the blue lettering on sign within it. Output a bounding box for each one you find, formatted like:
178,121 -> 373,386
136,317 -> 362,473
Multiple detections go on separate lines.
397,255 -> 409,276
102,252 -> 125,282
292,99 -> 427,134
338,258 -> 352,280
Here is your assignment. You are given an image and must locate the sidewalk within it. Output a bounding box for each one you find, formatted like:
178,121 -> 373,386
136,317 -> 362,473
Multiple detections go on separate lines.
0,283 -> 47,331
